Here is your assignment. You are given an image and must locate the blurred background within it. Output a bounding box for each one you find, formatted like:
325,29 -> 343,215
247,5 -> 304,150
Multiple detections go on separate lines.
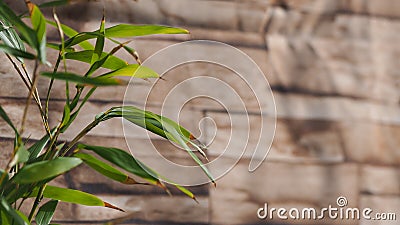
1,0 -> 400,224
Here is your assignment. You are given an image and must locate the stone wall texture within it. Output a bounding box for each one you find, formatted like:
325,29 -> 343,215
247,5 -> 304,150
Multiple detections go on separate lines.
1,0 -> 400,224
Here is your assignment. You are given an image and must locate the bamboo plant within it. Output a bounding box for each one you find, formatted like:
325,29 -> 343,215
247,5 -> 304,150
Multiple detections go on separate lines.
0,1 -> 213,224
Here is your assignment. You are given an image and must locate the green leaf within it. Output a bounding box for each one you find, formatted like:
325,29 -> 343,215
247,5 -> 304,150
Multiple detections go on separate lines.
30,4 -> 47,63
163,122 -> 215,185
9,144 -> 29,168
74,153 -> 142,185
0,170 -> 9,189
85,40 -> 130,76
95,106 -> 214,184
156,174 -> 198,202
61,87 -> 96,132
174,183 -> 197,202
0,105 -> 18,134
0,44 -> 35,59
0,198 -> 29,225
0,210 -> 8,225
63,32 -> 99,49
41,72 -> 127,86
35,200 -> 58,225
91,14 -> 105,65
40,186 -> 122,211
77,144 -> 160,185
0,14 -> 26,62
0,24 -> 8,32
46,43 -> 75,53
106,37 -> 141,64
99,64 -> 159,79
61,24 -> 189,49
46,20 -> 93,50
0,16 -> 25,52
60,104 -> 70,128
16,211 -> 30,224
27,129 -> 56,161
12,157 -> 82,184
97,106 -> 192,143
0,0 -> 38,51
65,50 -> 127,70
30,5 -> 46,42
0,210 -> 7,224
104,24 -> 189,38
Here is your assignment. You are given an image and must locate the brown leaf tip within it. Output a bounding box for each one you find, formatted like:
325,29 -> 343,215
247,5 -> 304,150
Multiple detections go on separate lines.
104,202 -> 125,212
123,177 -> 139,185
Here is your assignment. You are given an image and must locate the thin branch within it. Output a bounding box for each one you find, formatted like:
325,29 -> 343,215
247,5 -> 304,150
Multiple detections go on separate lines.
5,54 -> 30,89
45,55 -> 61,122
20,60 -> 39,134
21,63 -> 33,85
21,63 -> 52,135
5,55 -> 52,136
61,119 -> 99,156
21,63 -> 43,108
27,184 -> 46,222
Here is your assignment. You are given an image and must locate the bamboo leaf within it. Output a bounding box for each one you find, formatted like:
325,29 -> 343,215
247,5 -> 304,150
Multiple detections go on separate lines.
0,44 -> 35,59
106,37 -> 141,64
97,106 -> 192,143
46,43 -> 75,52
9,144 -> 29,168
0,14 -> 26,62
0,210 -> 8,225
60,87 -> 96,132
0,170 -> 9,189
77,144 -> 160,185
63,32 -> 99,49
0,105 -> 18,134
30,4 -> 46,43
16,211 -> 30,224
62,24 -> 188,49
0,198 -> 29,225
95,106 -> 214,184
12,157 -> 82,184
35,200 -> 58,225
157,174 -> 198,202
41,72 -> 127,86
60,104 -> 70,128
85,41 -> 130,76
0,16 -> 25,52
0,24 -> 8,32
104,24 -> 189,38
174,183 -> 198,203
39,186 -> 122,211
163,122 -> 215,185
46,20 -> 94,50
65,50 -> 127,70
29,3 -> 47,63
91,14 -> 105,65
27,129 -> 56,161
99,64 -> 159,79
0,210 -> 7,224
74,153 -> 143,185
0,0 -> 38,51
